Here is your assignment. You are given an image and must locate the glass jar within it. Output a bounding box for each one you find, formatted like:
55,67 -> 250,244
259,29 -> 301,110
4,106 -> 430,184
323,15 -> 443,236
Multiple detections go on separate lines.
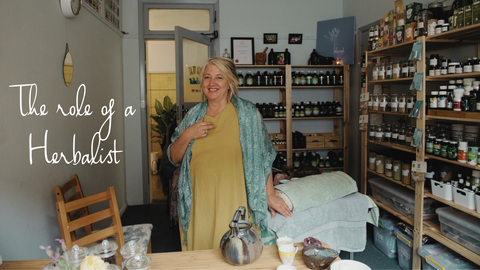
386,62 -> 393,80
393,61 -> 401,79
93,239 -> 118,265
384,124 -> 392,142
385,156 -> 393,177
390,94 -> 399,112
402,161 -> 411,185
376,152 -> 385,174
393,159 -> 402,181
368,94 -> 373,111
120,241 -> 146,270
401,61 -> 409,78
409,61 -> 416,77
391,124 -> 399,143
379,94 -> 387,112
66,245 -> 88,268
398,94 -> 406,113
406,94 -> 414,113
417,9 -> 433,36
405,125 -> 413,146
372,63 -> 379,81
373,94 -> 380,111
125,253 -> 152,270
375,124 -> 384,142
378,63 -> 386,80
368,151 -> 376,170
398,125 -> 406,145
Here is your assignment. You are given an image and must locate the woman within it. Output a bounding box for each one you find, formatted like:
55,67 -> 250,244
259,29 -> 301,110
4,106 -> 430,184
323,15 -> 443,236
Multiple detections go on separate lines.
168,57 -> 291,251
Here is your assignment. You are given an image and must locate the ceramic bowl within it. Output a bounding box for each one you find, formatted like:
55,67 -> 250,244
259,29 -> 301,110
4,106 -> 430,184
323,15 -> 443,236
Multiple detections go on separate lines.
301,244 -> 339,270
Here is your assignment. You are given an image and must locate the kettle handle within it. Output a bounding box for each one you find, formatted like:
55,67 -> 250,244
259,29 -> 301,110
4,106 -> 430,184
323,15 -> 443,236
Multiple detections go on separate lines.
229,206 -> 246,228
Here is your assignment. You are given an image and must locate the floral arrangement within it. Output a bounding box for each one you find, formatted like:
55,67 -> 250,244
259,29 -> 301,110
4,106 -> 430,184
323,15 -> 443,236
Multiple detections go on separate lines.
40,239 -> 106,270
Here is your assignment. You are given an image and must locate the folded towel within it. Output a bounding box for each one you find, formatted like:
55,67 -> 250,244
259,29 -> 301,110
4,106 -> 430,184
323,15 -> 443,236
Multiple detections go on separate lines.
275,171 -> 357,213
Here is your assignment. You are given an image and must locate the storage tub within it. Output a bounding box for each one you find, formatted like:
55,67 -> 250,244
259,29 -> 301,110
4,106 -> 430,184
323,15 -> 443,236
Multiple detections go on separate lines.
436,207 -> 480,255
430,179 -> 452,201
369,178 -> 436,218
418,243 -> 478,270
395,229 -> 413,270
452,187 -> 476,210
373,215 -> 398,259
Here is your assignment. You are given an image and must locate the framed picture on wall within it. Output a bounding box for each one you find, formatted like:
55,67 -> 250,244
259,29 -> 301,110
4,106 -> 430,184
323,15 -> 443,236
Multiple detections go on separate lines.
231,37 -> 255,65
275,52 -> 285,65
263,33 -> 278,44
288,34 -> 303,44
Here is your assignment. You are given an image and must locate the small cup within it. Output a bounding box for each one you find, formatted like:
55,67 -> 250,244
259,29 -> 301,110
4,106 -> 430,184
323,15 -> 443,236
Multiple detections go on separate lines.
276,236 -> 294,248
278,245 -> 298,265
277,265 -> 297,270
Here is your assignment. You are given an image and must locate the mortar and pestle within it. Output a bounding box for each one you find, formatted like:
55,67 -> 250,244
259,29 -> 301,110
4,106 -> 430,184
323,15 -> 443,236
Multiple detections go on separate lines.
256,47 -> 268,65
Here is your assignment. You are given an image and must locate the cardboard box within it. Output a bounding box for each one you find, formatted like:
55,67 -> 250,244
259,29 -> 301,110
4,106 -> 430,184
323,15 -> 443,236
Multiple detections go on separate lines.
405,22 -> 416,42
388,10 -> 396,46
395,25 -> 405,44
405,2 -> 423,23
383,13 -> 390,47
395,0 -> 405,26
474,0 -> 480,24
305,133 -> 325,148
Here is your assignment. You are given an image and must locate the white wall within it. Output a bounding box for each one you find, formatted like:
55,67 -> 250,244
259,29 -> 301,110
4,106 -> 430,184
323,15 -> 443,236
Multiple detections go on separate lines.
0,0 -> 125,260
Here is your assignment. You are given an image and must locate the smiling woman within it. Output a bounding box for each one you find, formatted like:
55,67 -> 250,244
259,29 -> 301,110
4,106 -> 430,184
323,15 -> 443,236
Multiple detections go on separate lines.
167,57 -> 291,251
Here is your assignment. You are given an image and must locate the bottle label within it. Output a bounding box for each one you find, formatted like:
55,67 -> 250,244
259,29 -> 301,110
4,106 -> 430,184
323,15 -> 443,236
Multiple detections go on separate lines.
438,97 -> 446,108
464,65 -> 473,73
392,133 -> 399,139
312,77 -> 318,85
246,78 -> 253,85
441,68 -> 448,75
375,132 -> 384,138
385,132 -> 392,138
474,64 -> 480,72
456,67 -> 463,74
376,160 -> 382,166
399,134 -> 405,140
448,66 -> 456,74
402,169 -> 410,176
399,102 -> 406,108
239,78 -> 244,85
426,141 -> 434,153
407,102 -> 414,109
429,69 -> 436,76
369,131 -> 375,137
385,163 -> 393,170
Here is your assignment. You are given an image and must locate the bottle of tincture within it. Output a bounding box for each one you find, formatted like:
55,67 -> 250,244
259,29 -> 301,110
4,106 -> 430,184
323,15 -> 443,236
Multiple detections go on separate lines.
245,71 -> 253,86
284,49 -> 291,64
268,49 -> 275,65
238,71 -> 244,86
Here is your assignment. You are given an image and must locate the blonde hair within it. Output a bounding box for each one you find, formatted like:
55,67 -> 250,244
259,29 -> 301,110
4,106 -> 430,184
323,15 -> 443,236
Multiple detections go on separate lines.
199,57 -> 239,101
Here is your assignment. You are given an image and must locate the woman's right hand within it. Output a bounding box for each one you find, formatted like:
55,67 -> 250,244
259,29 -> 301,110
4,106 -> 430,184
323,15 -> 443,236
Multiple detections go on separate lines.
187,117 -> 216,140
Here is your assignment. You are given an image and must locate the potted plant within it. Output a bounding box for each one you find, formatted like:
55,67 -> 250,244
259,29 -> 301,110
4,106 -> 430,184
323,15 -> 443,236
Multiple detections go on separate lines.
150,96 -> 176,150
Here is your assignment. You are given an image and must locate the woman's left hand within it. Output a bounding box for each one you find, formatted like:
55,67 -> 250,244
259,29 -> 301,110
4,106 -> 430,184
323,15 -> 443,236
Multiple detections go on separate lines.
267,193 -> 292,218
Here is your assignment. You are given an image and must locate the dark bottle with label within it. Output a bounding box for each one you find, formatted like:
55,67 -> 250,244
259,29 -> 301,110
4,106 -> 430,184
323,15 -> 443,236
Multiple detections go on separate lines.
312,71 -> 319,85
238,71 -> 244,86
245,71 -> 253,86
335,101 -> 343,116
284,49 -> 291,64
268,49 -> 275,65
254,71 -> 262,86
391,124 -> 399,143
331,70 -> 337,85
398,125 -> 406,145
338,70 -> 344,85
319,71 -> 325,85
325,71 -> 331,85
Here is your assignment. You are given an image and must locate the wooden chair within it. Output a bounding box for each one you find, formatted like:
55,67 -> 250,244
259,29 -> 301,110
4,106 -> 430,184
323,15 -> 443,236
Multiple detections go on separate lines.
56,179 -> 152,252
55,174 -> 92,241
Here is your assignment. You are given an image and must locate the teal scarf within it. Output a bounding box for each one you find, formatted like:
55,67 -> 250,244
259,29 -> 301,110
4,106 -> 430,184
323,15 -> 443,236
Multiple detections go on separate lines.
167,96 -> 276,244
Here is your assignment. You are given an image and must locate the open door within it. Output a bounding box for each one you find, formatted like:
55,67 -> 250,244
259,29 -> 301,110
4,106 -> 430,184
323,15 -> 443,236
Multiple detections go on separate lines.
175,26 -> 213,122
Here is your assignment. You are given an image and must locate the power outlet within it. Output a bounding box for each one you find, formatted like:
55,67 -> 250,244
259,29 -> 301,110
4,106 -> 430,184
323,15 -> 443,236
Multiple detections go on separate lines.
140,100 -> 146,109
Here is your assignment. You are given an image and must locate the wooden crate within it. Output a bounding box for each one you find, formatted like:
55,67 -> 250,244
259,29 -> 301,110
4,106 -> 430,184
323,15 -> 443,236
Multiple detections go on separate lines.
321,133 -> 343,148
305,133 -> 325,148
270,133 -> 286,150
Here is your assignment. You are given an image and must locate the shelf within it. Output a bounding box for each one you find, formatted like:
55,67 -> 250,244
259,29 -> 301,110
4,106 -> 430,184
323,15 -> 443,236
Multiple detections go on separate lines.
293,147 -> 343,151
426,72 -> 480,81
426,110 -> 480,122
235,65 -> 286,68
292,116 -> 343,120
423,219 -> 480,266
292,85 -> 344,89
425,154 -> 479,170
367,169 -> 416,191
368,111 -> 410,116
367,77 -> 413,85
239,86 -> 286,89
264,117 -> 286,121
424,190 -> 480,219
367,140 -> 417,154
293,65 -> 346,68
368,195 -> 414,226
367,40 -> 417,57
426,23 -> 480,43
320,166 -> 344,170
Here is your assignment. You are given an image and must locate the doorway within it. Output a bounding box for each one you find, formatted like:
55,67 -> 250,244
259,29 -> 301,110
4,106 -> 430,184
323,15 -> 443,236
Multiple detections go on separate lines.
140,1 -> 218,203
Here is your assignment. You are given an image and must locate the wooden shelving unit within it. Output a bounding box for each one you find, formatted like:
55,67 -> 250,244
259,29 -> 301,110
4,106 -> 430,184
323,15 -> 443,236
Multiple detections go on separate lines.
361,24 -> 480,268
236,64 -> 349,173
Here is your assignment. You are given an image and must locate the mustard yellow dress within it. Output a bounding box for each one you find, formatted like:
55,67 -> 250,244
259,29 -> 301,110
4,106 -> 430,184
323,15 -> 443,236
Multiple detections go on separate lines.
179,102 -> 249,251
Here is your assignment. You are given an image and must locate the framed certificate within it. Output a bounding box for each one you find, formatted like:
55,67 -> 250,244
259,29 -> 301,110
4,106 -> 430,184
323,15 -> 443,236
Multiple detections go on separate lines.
231,37 -> 254,65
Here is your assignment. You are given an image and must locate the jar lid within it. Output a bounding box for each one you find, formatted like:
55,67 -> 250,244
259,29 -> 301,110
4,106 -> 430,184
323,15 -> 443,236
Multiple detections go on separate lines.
93,239 -> 118,258
431,91 -> 439,95
449,62 -> 460,65
125,253 -> 152,270
105,263 -> 121,270
67,245 -> 88,262
120,241 -> 145,258
440,85 -> 447,89
439,91 -> 447,95
451,141 -> 458,144
459,141 -> 468,148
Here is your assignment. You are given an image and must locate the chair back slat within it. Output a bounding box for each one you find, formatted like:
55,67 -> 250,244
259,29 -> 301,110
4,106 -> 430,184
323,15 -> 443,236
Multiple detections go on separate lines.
56,186 -> 125,250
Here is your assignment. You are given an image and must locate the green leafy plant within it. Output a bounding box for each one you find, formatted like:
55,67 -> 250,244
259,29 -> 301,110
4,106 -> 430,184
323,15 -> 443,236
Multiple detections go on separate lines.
150,96 -> 176,149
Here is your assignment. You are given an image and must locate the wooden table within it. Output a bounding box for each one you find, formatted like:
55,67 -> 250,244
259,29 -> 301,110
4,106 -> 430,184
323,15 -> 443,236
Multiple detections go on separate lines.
0,242 -> 340,270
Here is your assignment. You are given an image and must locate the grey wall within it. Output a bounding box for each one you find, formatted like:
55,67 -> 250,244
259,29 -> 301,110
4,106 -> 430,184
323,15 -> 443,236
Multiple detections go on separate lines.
0,1 -> 125,260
